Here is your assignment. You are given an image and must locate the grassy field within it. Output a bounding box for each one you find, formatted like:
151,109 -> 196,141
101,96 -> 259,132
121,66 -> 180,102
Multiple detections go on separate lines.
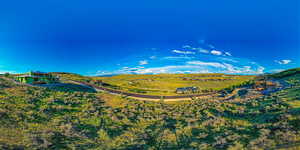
93,74 -> 255,95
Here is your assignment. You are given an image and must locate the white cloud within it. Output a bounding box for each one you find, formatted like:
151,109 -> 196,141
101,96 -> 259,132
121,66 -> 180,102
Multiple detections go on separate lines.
95,41 -> 265,75
122,66 -> 145,71
211,50 -> 222,55
182,45 -> 192,49
187,61 -> 264,74
192,47 -> 209,53
180,43 -> 233,57
163,56 -> 194,60
179,42 -> 234,57
172,50 -> 195,54
97,62 -> 264,75
96,71 -> 110,76
133,65 -> 211,74
275,59 -> 292,65
149,56 -> 156,59
257,66 -> 265,74
222,64 -> 264,74
224,52 -> 232,56
133,63 -> 264,75
218,57 -> 238,63
139,60 -> 148,65
187,61 -> 226,68
198,48 -> 210,54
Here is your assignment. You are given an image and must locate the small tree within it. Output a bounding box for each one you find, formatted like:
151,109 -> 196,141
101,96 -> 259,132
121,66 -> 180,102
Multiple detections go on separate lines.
4,72 -> 10,77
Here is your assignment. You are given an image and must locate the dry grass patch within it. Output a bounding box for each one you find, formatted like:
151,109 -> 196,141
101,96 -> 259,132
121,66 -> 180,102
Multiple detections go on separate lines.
97,93 -> 127,108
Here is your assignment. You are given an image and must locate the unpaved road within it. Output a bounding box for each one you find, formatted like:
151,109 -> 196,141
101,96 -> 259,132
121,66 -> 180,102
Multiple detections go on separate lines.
70,80 -> 218,101
2,77 -> 284,102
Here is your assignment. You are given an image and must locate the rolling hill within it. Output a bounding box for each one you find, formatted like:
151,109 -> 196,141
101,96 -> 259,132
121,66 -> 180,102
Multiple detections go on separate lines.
53,73 -> 255,96
0,68 -> 299,149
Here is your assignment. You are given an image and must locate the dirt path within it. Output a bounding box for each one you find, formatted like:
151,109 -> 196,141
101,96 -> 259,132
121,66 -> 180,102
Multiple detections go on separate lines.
3,77 -> 284,102
69,80 -> 218,101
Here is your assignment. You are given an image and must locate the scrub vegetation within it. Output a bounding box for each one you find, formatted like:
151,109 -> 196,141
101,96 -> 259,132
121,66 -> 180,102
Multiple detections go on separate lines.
0,68 -> 299,149
69,73 -> 254,96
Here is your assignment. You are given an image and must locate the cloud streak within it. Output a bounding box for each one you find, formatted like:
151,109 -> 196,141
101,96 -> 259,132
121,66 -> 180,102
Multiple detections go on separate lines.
95,41 -> 266,76
97,59 -> 265,75
187,61 -> 226,68
275,59 -> 292,65
172,50 -> 195,54
139,60 -> 148,65
180,41 -> 233,57
211,50 -> 222,56
163,56 -> 195,60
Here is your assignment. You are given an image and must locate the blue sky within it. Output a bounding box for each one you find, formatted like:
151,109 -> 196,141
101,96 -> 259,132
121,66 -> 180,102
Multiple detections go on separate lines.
0,0 -> 299,75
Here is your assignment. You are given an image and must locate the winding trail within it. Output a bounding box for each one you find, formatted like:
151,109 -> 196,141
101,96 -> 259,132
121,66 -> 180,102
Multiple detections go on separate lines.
52,79 -> 291,102
2,76 -> 288,102
0,77 -> 233,101
69,80 -> 218,101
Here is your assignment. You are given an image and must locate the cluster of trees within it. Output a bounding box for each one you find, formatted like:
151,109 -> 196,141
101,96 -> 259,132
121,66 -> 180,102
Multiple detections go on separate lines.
0,73 -> 299,149
269,68 -> 300,79
220,80 -> 255,95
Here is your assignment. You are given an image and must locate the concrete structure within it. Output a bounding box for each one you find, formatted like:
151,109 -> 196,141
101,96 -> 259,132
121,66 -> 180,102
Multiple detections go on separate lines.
15,71 -> 59,84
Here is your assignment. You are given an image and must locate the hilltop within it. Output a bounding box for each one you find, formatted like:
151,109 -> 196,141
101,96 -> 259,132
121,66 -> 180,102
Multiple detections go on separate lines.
269,68 -> 300,79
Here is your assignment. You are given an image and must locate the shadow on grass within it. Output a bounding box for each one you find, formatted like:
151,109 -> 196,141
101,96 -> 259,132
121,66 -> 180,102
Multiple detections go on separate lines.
39,83 -> 97,93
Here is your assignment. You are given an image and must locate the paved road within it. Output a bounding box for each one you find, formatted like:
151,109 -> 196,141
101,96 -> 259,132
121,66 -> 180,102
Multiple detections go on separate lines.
71,80 -> 217,100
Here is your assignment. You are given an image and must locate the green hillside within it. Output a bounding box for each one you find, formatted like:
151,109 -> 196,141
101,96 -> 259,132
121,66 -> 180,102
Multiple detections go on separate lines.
93,74 -> 254,95
0,69 -> 299,149
269,68 -> 300,79
51,72 -> 255,96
